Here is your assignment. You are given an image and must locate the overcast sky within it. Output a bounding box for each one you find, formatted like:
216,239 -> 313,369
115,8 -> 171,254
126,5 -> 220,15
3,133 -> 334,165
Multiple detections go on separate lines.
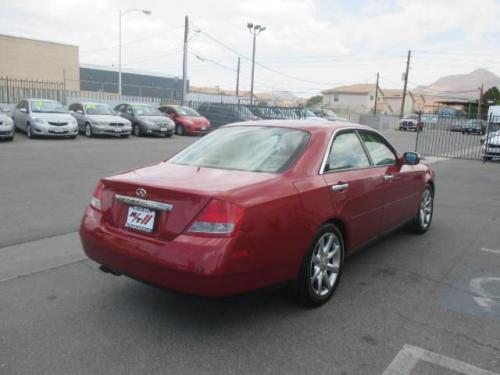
1,0 -> 499,97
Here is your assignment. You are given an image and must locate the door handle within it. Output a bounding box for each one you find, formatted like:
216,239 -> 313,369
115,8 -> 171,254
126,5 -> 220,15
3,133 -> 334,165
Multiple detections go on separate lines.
331,183 -> 349,192
384,174 -> 395,182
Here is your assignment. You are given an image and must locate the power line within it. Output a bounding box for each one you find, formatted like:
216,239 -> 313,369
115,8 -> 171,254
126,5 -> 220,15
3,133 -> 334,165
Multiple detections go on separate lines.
191,22 -> 345,87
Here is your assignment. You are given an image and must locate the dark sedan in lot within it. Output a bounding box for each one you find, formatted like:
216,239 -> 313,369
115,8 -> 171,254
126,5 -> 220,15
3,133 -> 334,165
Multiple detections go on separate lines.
80,120 -> 435,307
115,103 -> 174,137
462,120 -> 487,135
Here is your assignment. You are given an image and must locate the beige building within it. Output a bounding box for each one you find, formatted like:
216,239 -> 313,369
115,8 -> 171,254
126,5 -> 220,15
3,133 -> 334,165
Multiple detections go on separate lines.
0,34 -> 80,90
322,84 -> 380,113
322,84 -> 417,116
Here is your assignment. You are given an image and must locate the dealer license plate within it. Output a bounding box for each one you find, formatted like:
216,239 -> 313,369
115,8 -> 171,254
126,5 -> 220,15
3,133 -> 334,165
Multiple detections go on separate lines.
125,206 -> 156,233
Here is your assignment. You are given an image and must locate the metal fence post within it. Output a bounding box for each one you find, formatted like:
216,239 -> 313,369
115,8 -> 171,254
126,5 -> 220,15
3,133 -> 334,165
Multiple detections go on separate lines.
415,111 -> 421,152
6,77 -> 10,104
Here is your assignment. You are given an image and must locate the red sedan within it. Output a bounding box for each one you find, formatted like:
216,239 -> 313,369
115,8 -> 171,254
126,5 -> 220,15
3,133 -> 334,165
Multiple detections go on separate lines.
158,105 -> 211,136
80,121 -> 435,306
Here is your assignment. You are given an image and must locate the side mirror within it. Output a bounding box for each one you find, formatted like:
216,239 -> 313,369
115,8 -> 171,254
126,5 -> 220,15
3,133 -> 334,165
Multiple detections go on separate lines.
77,110 -> 84,115
403,152 -> 420,165
19,108 -> 27,113
69,110 -> 74,114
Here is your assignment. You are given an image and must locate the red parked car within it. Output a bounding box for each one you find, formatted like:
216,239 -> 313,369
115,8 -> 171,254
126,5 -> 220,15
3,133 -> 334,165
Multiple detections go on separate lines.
158,105 -> 211,136
80,121 -> 435,306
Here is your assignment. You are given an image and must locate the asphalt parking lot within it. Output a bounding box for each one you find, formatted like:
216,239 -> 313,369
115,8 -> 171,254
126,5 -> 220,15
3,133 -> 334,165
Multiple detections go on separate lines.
1,131 -> 499,375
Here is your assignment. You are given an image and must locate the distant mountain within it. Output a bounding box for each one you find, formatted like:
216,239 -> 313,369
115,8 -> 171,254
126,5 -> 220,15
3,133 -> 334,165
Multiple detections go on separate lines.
415,68 -> 500,100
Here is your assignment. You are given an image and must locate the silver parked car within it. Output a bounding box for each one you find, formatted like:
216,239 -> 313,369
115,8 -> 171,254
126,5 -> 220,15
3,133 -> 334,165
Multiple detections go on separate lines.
0,106 -> 15,141
69,102 -> 132,138
11,99 -> 78,139
114,103 -> 174,137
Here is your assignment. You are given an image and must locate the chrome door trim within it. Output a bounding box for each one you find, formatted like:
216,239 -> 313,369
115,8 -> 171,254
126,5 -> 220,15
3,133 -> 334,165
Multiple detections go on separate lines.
114,194 -> 173,212
319,126 -> 400,175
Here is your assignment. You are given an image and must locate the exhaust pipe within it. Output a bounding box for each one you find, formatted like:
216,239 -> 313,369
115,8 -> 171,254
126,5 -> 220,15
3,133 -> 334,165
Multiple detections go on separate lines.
99,265 -> 121,276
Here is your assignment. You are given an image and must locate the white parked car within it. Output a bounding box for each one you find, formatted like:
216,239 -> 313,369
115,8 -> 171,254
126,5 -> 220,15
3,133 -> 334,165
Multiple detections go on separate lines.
11,99 -> 78,139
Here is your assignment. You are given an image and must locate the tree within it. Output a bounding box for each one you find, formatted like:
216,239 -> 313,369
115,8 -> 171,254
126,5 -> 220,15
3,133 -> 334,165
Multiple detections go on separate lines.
306,95 -> 323,107
484,86 -> 500,105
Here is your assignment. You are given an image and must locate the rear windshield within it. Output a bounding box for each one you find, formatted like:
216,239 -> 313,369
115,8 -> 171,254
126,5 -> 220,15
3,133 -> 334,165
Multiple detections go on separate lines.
169,126 -> 309,173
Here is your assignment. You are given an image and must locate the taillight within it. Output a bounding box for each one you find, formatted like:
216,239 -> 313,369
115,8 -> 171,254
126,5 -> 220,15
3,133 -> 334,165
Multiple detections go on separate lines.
89,181 -> 105,211
188,199 -> 243,235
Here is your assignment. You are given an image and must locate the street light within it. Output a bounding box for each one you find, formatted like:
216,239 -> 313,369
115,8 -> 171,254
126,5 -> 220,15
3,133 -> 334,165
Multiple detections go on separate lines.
119,9 -> 151,96
247,22 -> 266,105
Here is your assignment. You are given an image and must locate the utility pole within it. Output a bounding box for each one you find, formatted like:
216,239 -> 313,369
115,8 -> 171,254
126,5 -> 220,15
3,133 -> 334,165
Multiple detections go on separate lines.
118,10 -> 122,96
400,50 -> 411,118
373,72 -> 379,115
250,31 -> 256,105
182,15 -> 189,104
236,57 -> 241,97
478,84 -> 484,120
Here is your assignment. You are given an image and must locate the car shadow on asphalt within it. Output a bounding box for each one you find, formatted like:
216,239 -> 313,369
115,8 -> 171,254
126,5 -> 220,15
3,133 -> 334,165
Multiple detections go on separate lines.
84,226 -> 415,333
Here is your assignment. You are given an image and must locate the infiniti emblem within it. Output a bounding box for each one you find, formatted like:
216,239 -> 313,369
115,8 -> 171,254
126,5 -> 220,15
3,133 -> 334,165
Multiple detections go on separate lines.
136,188 -> 147,198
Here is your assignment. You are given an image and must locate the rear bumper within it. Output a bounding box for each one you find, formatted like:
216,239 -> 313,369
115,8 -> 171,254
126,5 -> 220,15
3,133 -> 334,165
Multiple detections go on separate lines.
79,207 -> 265,297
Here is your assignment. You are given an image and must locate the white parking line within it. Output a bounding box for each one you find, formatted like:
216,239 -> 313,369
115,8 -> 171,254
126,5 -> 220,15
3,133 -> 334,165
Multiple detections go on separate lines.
383,344 -> 499,375
481,247 -> 500,255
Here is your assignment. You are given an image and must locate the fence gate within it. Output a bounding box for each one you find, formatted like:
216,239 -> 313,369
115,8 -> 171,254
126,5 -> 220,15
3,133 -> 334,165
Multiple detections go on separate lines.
415,115 -> 500,161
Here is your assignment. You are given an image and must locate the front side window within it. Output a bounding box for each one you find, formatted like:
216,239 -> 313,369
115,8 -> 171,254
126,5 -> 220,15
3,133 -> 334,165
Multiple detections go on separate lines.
327,132 -> 370,171
169,126 -> 309,173
359,131 -> 397,166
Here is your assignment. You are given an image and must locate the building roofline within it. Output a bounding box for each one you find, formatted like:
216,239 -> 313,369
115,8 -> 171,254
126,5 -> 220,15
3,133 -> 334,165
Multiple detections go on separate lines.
0,33 -> 78,48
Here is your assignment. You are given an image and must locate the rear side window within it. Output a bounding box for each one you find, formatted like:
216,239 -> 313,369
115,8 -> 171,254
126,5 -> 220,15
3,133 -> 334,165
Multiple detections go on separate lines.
327,132 -> 370,171
359,132 -> 397,166
169,126 -> 309,173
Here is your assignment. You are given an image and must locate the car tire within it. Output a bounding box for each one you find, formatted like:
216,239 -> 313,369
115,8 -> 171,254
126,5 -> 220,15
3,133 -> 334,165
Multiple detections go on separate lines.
85,123 -> 93,138
176,125 -> 185,136
292,223 -> 344,307
26,123 -> 34,139
407,185 -> 434,234
133,124 -> 142,137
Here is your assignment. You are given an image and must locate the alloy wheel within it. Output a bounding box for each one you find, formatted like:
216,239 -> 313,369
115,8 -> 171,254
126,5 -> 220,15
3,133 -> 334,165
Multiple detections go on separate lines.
419,188 -> 433,229
176,125 -> 184,136
133,125 -> 141,137
310,232 -> 341,297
